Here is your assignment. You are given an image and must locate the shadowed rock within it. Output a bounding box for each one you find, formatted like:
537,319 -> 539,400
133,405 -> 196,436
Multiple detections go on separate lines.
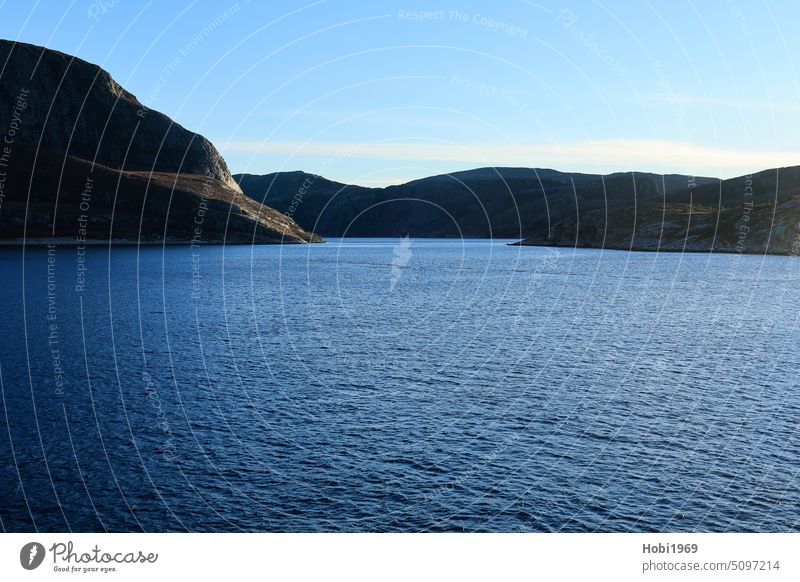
0,39 -> 321,244
236,165 -> 800,254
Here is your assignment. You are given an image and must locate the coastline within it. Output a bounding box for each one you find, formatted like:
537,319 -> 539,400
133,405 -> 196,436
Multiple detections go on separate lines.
0,237 -> 321,247
508,239 -> 793,256
0,236 -> 790,255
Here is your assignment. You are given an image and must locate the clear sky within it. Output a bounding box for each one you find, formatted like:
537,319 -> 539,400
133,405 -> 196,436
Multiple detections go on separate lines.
2,0 -> 799,185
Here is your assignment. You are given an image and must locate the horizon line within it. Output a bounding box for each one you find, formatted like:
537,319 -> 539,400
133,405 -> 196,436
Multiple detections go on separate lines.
222,138 -> 800,188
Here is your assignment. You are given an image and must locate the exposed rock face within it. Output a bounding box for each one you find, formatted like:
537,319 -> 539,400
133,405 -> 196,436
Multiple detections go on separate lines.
0,39 -> 321,244
514,166 -> 800,254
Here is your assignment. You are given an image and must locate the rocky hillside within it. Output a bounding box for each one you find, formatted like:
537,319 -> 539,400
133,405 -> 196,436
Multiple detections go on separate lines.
515,166 -> 800,254
0,39 -> 320,244
236,165 -> 800,254
235,167 -> 717,240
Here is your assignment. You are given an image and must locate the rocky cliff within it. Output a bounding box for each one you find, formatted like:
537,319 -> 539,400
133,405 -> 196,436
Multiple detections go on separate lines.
0,39 -> 321,244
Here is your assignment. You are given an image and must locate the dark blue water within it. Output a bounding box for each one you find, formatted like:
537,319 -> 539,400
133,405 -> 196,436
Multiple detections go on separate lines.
1,239 -> 798,532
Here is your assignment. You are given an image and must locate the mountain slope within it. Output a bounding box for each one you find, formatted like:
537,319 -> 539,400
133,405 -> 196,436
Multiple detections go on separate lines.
0,39 -> 320,244
236,165 -> 800,254
235,167 -> 717,241
516,165 -> 800,254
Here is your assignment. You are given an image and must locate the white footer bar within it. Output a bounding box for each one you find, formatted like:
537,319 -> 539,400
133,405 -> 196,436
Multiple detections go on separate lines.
1,533 -> 796,581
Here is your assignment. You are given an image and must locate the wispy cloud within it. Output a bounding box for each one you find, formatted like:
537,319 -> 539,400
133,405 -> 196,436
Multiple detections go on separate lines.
222,139 -> 800,179
643,92 -> 800,113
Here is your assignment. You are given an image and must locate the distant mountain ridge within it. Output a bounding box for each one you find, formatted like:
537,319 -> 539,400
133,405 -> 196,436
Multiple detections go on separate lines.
235,165 -> 800,254
0,39 -> 320,244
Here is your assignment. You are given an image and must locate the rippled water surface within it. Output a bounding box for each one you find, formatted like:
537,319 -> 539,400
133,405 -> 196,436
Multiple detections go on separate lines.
1,239 -> 799,532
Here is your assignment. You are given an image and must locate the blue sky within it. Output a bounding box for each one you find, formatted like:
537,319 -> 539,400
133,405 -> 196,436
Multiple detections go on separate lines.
2,0 -> 800,185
